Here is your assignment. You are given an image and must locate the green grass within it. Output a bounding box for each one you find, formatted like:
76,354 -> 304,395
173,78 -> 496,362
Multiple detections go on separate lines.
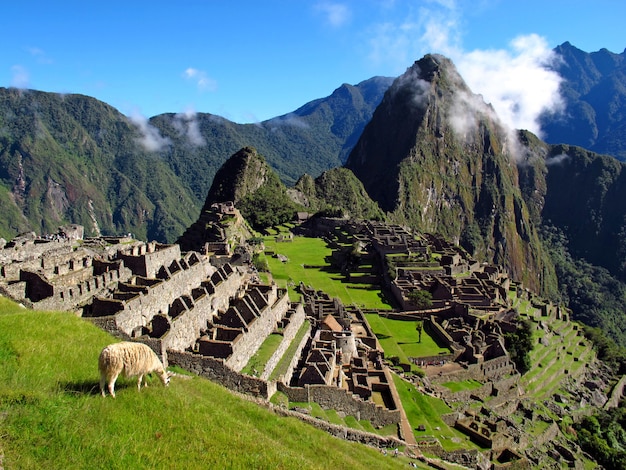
391,373 -> 477,451
241,333 -> 283,376
269,321 -> 310,381
0,296 -> 409,470
261,235 -> 391,310
365,314 -> 449,372
287,401 -> 398,438
440,379 -> 483,393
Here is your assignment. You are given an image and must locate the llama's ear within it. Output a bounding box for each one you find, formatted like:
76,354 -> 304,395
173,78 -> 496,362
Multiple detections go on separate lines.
167,371 -> 174,378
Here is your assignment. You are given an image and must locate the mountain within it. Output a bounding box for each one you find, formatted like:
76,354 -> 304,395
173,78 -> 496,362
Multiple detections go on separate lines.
345,55 -> 554,294
291,168 -> 385,221
148,75 -> 393,196
541,42 -> 626,160
343,53 -> 626,345
0,88 -> 198,243
178,147 -> 385,252
0,78 -> 392,243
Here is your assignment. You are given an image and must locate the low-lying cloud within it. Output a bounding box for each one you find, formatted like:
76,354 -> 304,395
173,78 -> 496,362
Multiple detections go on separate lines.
128,112 -> 171,152
172,109 -> 205,147
366,0 -> 564,138
545,153 -> 570,166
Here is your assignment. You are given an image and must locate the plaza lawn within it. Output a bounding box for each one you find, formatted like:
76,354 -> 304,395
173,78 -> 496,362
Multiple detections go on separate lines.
261,235 -> 391,310
441,379 -> 483,393
365,314 -> 449,367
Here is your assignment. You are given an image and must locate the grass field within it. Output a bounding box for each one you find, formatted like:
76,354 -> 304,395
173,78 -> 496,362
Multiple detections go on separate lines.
392,374 -> 477,452
260,235 -> 392,310
0,297 -> 411,469
365,314 -> 449,372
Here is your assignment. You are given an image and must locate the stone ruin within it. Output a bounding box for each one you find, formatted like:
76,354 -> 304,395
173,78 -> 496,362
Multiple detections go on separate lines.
0,223 -> 403,432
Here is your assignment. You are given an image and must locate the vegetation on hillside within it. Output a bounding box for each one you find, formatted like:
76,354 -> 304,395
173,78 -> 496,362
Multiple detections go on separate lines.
503,319 -> 533,374
541,225 -> 626,347
574,404 -> 626,469
541,42 -> 626,161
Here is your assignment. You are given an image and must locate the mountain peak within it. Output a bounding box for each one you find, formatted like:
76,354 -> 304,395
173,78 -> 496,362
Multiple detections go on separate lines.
346,54 -> 549,292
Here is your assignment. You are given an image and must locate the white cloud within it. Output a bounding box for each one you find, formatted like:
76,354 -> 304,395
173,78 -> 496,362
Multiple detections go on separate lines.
268,113 -> 310,131
172,108 -> 206,147
26,46 -> 53,64
128,111 -> 171,152
457,34 -> 563,137
10,65 -> 30,88
545,153 -> 570,166
366,0 -> 563,137
183,67 -> 217,92
315,2 -> 351,27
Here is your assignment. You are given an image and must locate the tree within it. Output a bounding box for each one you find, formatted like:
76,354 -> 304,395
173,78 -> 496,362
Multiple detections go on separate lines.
415,320 -> 424,343
504,319 -> 534,374
407,289 -> 433,310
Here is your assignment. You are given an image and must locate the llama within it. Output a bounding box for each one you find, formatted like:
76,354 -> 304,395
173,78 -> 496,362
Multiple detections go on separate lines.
98,342 -> 170,397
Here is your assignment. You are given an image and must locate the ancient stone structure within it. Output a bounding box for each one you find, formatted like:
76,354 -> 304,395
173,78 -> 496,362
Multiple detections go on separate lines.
0,218 -> 594,467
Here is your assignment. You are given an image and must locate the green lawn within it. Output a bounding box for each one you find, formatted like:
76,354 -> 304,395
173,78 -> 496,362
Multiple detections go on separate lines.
262,235 -> 391,310
440,379 -> 483,393
365,314 -> 449,370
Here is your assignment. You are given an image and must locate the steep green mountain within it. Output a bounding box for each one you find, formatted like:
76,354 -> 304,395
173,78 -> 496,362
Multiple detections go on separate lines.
178,147 -> 385,251
542,42 -> 626,160
515,131 -> 626,342
0,88 -> 198,242
0,77 -> 392,243
148,75 -> 393,196
292,168 -> 385,220
346,55 -> 554,294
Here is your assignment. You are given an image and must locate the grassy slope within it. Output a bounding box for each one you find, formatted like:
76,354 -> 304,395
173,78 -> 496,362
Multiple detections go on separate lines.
0,297 -> 409,470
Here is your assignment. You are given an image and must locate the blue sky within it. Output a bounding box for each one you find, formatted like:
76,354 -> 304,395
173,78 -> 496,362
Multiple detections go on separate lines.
3,0 -> 625,129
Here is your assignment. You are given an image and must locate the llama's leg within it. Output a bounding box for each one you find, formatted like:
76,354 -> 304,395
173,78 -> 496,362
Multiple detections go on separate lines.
137,374 -> 144,391
108,372 -> 120,398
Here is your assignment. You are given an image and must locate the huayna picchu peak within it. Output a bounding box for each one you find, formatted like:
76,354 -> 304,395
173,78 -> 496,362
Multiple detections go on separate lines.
346,54 -> 552,295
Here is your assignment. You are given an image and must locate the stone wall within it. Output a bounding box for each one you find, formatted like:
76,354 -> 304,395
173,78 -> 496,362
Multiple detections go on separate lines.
430,356 -> 515,385
118,243 -> 182,278
277,383 -> 401,428
226,291 -> 290,372
270,404 -> 404,449
93,257 -> 217,335
280,322 -> 313,384
28,261 -> 133,312
167,350 -> 272,398
261,304 -> 306,380
159,268 -> 245,353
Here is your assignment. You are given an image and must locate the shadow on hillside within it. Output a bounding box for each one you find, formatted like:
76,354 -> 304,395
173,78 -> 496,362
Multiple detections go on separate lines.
61,380 -> 103,396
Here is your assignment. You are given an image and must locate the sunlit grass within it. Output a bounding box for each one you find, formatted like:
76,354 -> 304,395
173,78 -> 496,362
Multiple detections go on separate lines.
365,314 -> 449,372
0,297 -> 410,470
262,235 -> 391,309
391,374 -> 477,451
241,333 -> 283,376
